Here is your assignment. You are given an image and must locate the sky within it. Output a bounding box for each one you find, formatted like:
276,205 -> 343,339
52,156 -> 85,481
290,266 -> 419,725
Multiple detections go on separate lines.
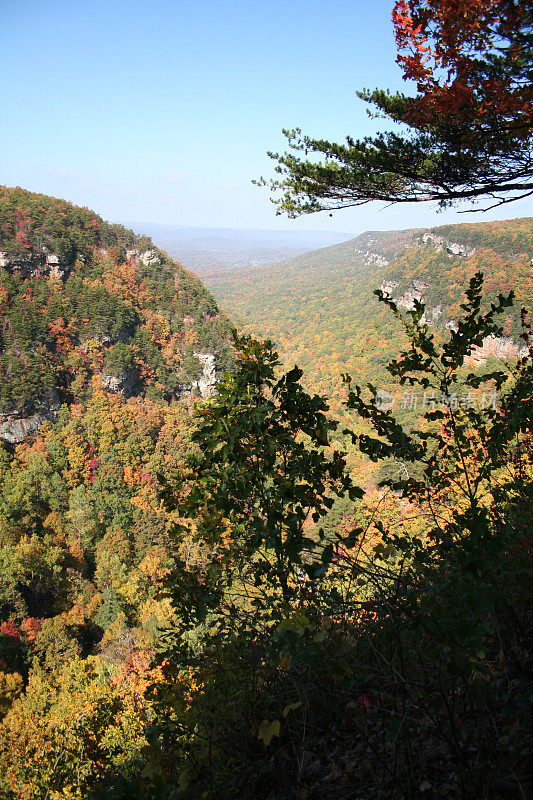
1,0 -> 531,236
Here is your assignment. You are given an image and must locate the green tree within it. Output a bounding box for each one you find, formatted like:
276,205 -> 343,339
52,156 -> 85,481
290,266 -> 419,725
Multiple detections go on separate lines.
178,351 -> 204,384
344,272 -> 528,544
65,484 -> 100,548
32,616 -> 81,673
161,333 -> 358,638
156,279 -> 532,800
258,0 -> 532,214
94,588 -> 127,631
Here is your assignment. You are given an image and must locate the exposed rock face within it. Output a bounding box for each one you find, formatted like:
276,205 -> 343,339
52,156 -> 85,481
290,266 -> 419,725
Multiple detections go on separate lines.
193,353 -> 217,398
380,281 -> 398,297
468,334 -> 527,365
354,248 -> 390,267
0,413 -> 49,445
178,353 -> 218,399
0,251 -> 66,280
380,280 -> 426,311
140,250 -> 160,267
421,232 -> 475,258
427,305 -> 443,323
101,369 -> 139,397
46,254 -> 65,279
127,248 -> 162,267
379,273 -> 525,369
0,394 -> 60,444
0,350 -> 217,444
381,281 -> 441,324
397,287 -> 425,311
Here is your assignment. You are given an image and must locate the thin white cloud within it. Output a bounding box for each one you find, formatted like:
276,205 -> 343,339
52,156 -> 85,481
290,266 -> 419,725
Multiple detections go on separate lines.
41,166 -> 139,200
163,172 -> 189,184
45,165 -> 89,181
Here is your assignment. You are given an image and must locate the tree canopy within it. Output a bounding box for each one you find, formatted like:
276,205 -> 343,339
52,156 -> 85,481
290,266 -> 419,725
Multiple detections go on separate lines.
258,0 -> 532,214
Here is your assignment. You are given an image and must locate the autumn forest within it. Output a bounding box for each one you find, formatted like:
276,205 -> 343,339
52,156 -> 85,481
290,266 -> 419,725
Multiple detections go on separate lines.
0,0 -> 532,798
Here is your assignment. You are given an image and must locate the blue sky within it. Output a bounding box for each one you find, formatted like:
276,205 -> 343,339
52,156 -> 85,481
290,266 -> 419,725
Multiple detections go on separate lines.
1,0 -> 531,235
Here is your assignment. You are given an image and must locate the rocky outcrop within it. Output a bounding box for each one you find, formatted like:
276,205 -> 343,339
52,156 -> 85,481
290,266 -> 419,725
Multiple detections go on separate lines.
427,304 -> 443,323
0,413 -> 50,445
354,249 -> 390,268
421,233 -> 475,258
397,285 -> 425,311
380,280 -> 425,311
178,353 -> 218,400
46,254 -> 65,280
379,273 -> 525,367
194,353 -> 217,399
468,334 -> 528,365
443,325 -> 527,363
0,394 -> 60,444
140,250 -> 160,267
379,281 -> 399,297
0,251 -> 66,280
380,280 -> 441,322
126,248 -> 161,267
101,369 -> 139,397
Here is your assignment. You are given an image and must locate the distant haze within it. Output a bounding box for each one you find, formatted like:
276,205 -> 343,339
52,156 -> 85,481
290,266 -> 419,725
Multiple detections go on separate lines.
121,221 -> 353,275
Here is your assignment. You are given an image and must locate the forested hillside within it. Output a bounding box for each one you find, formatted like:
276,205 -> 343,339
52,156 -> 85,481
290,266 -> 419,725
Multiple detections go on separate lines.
0,186 -> 531,800
1,0 -> 532,795
0,187 -> 234,434
204,218 -> 533,425
0,188 -> 237,794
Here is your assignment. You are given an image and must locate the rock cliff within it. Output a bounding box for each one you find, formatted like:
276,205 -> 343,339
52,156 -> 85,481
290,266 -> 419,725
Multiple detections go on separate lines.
0,250 -> 67,280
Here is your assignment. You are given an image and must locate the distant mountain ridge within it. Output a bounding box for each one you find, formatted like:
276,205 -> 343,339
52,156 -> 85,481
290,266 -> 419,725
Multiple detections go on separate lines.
202,217 -> 533,420
123,221 -> 353,274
